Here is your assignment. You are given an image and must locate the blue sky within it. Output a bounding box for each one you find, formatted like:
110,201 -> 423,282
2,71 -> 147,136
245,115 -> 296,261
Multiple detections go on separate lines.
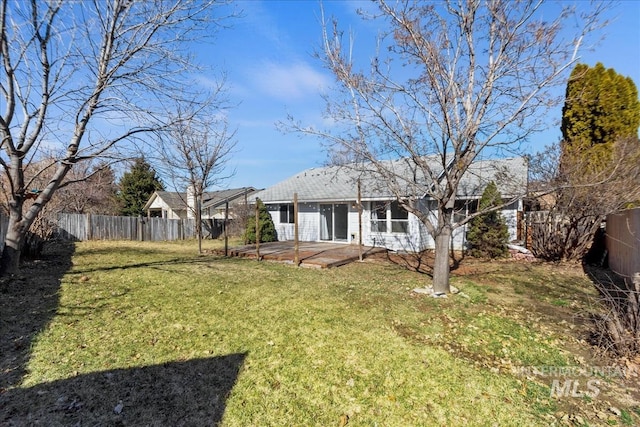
200,1 -> 640,190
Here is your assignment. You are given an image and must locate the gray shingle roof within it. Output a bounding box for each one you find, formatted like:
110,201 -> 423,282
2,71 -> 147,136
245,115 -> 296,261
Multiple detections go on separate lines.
456,157 -> 528,198
147,187 -> 259,211
153,191 -> 187,211
251,157 -> 527,203
201,187 -> 258,209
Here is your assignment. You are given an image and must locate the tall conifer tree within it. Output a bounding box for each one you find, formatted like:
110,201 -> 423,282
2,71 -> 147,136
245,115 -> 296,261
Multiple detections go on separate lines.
118,158 -> 164,216
561,63 -> 640,170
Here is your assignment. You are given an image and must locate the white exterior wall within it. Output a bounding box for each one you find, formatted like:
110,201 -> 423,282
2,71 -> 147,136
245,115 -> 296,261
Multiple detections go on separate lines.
266,205 -> 286,240
299,203 -> 319,241
267,203 -> 318,242
266,198 -> 522,252
416,199 -> 435,251
147,197 -> 184,220
452,225 -> 466,250
347,205 -> 360,243
407,199 -> 521,251
502,200 -> 521,242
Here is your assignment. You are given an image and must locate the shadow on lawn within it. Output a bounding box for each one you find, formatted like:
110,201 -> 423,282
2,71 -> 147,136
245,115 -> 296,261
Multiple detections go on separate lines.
1,354 -> 247,425
0,240 -> 74,393
70,255 -> 217,276
384,249 -> 467,276
1,241 -> 245,425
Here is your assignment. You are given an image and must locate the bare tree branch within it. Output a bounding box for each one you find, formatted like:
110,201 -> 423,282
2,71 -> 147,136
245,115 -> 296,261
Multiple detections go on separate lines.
152,98 -> 237,254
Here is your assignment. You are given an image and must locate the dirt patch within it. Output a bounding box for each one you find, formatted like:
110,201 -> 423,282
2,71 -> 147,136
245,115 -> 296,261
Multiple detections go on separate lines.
368,249 -> 533,276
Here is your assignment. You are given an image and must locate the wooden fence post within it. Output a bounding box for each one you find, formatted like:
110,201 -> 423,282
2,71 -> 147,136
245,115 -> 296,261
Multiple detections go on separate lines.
86,213 -> 92,241
244,191 -> 248,245
294,192 -> 299,266
357,178 -> 363,262
224,201 -> 229,257
138,215 -> 144,241
255,198 -> 261,260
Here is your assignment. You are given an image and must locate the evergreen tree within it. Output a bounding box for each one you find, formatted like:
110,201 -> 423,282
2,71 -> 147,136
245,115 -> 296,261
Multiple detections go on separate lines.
536,64 -> 640,262
118,158 -> 164,216
561,63 -> 640,171
245,199 -> 277,243
466,182 -> 509,258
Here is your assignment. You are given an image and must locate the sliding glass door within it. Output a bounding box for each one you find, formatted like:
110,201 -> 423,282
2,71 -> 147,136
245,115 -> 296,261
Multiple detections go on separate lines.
320,204 -> 333,241
320,203 -> 348,241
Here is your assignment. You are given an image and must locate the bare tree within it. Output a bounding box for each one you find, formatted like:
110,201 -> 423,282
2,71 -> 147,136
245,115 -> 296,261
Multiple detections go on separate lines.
286,0 -> 607,294
528,137 -> 640,261
0,158 -> 120,215
0,0 -> 233,276
49,161 -> 120,215
0,158 -> 119,259
156,106 -> 237,254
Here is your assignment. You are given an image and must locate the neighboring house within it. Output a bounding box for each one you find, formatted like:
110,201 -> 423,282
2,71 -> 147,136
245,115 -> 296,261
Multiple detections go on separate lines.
144,191 -> 188,219
144,187 -> 258,220
250,157 -> 528,252
201,187 -> 259,220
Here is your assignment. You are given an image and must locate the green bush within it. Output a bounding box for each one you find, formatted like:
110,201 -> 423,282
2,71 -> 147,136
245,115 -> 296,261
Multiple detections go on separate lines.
245,199 -> 277,243
467,181 -> 509,258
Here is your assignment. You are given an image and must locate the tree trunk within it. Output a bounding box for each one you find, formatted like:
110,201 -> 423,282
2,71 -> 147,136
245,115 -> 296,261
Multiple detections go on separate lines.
196,193 -> 202,255
0,220 -> 25,277
432,224 -> 452,294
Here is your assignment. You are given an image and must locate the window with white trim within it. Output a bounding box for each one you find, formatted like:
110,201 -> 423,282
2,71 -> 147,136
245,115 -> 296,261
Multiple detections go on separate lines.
279,204 -> 294,224
371,201 -> 388,233
390,201 -> 409,233
370,201 -> 408,234
453,199 -> 478,223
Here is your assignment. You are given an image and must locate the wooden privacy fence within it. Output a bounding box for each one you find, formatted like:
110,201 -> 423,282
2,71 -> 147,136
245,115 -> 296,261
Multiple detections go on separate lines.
57,213 -> 197,242
606,208 -> 640,280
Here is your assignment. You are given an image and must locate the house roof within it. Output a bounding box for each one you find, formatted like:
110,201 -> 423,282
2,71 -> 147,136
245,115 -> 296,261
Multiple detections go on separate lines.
201,187 -> 258,210
144,187 -> 258,212
250,157 -> 528,204
145,191 -> 188,212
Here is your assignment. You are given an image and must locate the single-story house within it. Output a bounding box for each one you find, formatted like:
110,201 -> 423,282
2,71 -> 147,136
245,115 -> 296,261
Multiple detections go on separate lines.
144,187 -> 258,220
250,157 -> 528,252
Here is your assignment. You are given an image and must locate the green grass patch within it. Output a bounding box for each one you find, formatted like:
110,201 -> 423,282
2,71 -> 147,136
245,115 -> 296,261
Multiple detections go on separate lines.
456,280 -> 489,304
621,409 -> 634,425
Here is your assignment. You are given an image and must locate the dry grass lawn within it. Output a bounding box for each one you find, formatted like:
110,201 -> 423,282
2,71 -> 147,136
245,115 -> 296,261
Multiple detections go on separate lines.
1,239 -> 639,426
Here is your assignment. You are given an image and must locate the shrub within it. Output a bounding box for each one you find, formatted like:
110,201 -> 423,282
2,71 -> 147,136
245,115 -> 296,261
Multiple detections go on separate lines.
466,182 -> 509,258
22,214 -> 57,261
245,200 -> 277,243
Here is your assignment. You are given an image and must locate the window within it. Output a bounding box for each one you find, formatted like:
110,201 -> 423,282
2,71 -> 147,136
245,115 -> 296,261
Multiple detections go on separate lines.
390,201 -> 409,233
371,201 -> 409,234
453,199 -> 476,223
370,201 -> 388,233
279,204 -> 295,224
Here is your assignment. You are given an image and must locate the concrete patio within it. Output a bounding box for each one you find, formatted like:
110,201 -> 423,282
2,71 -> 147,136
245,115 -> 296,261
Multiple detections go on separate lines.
228,241 -> 386,268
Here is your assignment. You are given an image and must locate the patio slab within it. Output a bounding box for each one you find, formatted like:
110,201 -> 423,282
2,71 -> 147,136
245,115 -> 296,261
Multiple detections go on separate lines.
228,241 -> 386,268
